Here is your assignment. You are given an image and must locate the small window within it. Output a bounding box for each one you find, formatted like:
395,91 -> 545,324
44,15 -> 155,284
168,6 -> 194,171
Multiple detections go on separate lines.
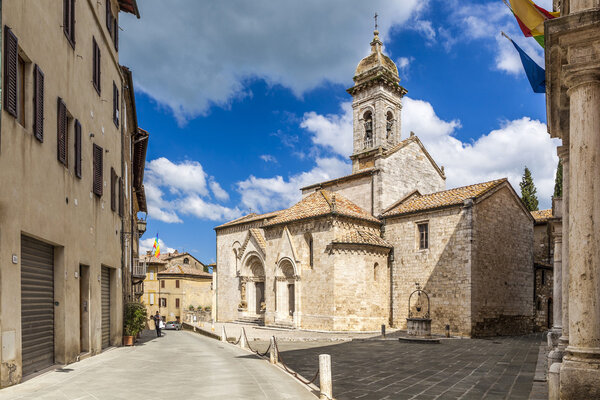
57,98 -> 69,166
160,298 -> 167,307
160,280 -> 165,289
33,64 -> 45,141
175,298 -> 180,308
149,293 -> 154,305
374,263 -> 379,281
309,237 -> 314,267
74,120 -> 82,177
541,270 -> 546,285
63,0 -> 76,47
537,299 -> 542,311
363,111 -> 373,148
183,258 -> 189,264
112,81 -> 119,127
175,280 -> 180,288
149,270 -> 154,281
110,167 -> 117,212
418,222 -> 429,250
92,38 -> 101,95
92,143 -> 103,196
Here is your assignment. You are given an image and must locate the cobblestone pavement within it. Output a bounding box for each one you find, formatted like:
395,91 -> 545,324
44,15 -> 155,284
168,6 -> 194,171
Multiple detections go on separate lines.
0,330 -> 316,400
250,333 -> 544,400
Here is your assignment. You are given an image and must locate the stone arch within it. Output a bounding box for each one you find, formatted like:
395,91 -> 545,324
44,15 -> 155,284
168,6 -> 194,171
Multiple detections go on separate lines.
232,241 -> 242,274
275,258 -> 299,324
386,110 -> 394,139
240,253 -> 266,316
363,110 -> 373,147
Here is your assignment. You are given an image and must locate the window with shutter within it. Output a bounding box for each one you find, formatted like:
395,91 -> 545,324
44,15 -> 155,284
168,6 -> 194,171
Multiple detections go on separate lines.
74,120 -> 82,178
93,144 -> 103,196
4,26 -> 18,118
17,55 -> 26,127
105,0 -> 112,35
113,81 -> 119,127
118,176 -> 124,217
175,298 -> 180,308
63,0 -> 75,47
57,98 -> 68,165
113,16 -> 119,51
111,167 -> 117,211
33,65 -> 44,141
92,38 -> 101,95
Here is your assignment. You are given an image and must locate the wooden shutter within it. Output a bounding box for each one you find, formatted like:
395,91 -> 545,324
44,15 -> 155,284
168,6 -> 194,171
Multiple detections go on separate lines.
93,144 -> 103,196
70,0 -> 76,45
33,65 -> 44,141
113,82 -> 119,127
74,120 -> 82,178
105,0 -> 112,35
93,38 -> 100,94
118,176 -> 124,217
4,26 -> 18,118
110,167 -> 117,211
63,0 -> 75,46
57,98 -> 67,165
113,16 -> 118,51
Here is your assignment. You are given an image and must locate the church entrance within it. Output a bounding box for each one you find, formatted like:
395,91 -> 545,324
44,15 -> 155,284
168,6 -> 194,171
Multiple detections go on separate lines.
275,259 -> 298,327
255,282 -> 265,314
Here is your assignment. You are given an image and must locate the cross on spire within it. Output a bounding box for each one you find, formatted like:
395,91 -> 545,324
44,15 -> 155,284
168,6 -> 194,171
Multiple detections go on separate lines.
374,13 -> 378,31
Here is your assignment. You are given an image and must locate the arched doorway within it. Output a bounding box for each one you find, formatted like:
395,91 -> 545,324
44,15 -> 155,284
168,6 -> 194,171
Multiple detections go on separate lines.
240,254 -> 266,317
275,259 -> 297,325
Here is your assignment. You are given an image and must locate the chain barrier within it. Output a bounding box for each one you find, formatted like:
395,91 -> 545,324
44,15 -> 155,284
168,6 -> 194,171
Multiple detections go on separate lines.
274,338 -> 320,386
222,325 -> 242,345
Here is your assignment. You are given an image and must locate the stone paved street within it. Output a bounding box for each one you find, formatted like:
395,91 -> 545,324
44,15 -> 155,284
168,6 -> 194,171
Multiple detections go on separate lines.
252,333 -> 544,400
0,330 -> 316,400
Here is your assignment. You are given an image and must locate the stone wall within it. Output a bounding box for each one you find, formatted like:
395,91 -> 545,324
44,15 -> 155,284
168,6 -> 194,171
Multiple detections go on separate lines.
386,206 -> 473,336
533,267 -> 553,331
533,222 -> 552,265
471,186 -> 534,337
301,174 -> 373,214
376,140 -> 445,215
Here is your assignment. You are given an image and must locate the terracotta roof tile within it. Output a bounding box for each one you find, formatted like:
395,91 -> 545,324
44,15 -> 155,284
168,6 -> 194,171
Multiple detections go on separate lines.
264,190 -> 379,226
215,210 -> 282,229
158,264 -> 211,278
249,228 -> 267,253
382,179 -> 507,218
531,209 -> 552,222
300,168 -> 377,191
332,230 -> 392,248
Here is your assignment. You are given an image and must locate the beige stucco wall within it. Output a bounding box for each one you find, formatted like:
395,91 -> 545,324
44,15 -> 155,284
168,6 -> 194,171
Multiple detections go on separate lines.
155,277 -> 212,323
471,186 -> 534,336
0,0 -> 130,387
386,206 -> 473,336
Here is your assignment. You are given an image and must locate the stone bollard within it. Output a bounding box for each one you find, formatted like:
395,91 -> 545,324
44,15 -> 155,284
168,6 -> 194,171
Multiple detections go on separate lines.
240,327 -> 248,349
381,324 -> 386,338
211,320 -> 215,332
319,354 -> 332,400
548,362 -> 561,400
221,325 -> 227,342
269,336 -> 278,364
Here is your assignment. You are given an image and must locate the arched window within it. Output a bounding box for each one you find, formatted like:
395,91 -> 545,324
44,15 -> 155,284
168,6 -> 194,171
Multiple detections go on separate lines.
386,111 -> 394,139
374,263 -> 379,281
363,111 -> 373,148
183,257 -> 189,264
309,237 -> 314,267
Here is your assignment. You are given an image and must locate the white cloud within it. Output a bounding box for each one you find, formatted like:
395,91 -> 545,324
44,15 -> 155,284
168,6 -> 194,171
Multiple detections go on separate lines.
402,97 -> 461,139
120,0 -> 427,124
144,157 -> 237,223
236,157 -> 350,212
209,179 -> 230,201
301,102 -> 353,157
140,238 -> 176,255
396,56 -> 413,77
411,20 -> 437,42
259,154 -> 278,163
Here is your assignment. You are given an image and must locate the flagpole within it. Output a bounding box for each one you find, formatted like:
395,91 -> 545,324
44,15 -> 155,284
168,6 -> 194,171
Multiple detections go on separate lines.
500,31 -> 512,41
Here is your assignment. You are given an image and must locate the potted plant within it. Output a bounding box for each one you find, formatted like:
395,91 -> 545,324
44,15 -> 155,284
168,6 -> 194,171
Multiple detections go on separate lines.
188,305 -> 195,311
123,302 -> 147,346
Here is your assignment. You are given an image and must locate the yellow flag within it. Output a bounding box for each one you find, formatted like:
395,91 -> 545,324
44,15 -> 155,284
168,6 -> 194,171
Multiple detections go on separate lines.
509,0 -> 546,35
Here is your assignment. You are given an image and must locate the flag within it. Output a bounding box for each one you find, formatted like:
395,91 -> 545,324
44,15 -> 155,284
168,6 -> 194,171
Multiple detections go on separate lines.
504,0 -> 559,48
152,234 -> 161,257
506,35 -> 546,93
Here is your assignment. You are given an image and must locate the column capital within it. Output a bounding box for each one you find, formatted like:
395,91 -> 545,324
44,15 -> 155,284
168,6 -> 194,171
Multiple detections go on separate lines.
564,64 -> 600,93
557,145 -> 570,160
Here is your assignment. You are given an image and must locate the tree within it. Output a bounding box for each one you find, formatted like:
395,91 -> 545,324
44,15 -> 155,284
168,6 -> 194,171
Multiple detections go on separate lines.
520,167 -> 539,211
553,159 -> 563,198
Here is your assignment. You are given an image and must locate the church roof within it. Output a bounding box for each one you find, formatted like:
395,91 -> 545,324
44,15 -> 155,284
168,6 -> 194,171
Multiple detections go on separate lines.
382,136 -> 446,179
215,209 -> 282,230
300,168 -> 377,191
381,179 -> 508,218
354,30 -> 398,81
531,209 -> 552,223
332,230 -> 392,248
264,190 -> 379,227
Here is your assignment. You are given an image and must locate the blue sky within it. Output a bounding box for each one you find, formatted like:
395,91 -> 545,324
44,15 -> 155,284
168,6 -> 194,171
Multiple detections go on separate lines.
119,0 -> 560,262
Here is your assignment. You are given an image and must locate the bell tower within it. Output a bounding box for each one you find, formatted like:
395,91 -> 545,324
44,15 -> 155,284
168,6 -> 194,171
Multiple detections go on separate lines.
347,26 -> 407,172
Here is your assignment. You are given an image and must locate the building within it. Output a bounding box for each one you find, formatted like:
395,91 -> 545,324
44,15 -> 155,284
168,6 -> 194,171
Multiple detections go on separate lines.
0,0 -> 140,387
140,251 -> 211,323
215,30 -> 535,336
531,209 -> 554,331
545,0 -> 600,395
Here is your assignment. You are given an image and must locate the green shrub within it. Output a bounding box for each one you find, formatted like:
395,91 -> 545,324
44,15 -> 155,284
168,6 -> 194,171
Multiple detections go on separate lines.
124,302 -> 147,336
188,305 -> 195,311
204,306 -> 211,312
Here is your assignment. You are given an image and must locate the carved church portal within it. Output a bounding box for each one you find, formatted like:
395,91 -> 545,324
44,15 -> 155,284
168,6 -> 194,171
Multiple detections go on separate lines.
255,282 -> 265,314
240,255 -> 265,318
288,284 -> 295,316
276,260 -> 297,323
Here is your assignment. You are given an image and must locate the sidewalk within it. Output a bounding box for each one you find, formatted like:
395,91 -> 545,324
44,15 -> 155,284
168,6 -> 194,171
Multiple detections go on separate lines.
0,330 -> 316,400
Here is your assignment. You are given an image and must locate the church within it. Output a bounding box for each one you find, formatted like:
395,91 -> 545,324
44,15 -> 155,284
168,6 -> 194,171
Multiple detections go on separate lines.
215,30 -> 534,337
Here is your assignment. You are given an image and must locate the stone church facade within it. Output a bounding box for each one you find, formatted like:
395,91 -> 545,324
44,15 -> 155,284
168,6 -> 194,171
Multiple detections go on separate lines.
215,30 -> 534,337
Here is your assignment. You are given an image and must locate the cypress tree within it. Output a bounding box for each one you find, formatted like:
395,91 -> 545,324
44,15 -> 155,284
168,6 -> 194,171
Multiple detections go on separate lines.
553,159 -> 563,198
520,167 -> 539,211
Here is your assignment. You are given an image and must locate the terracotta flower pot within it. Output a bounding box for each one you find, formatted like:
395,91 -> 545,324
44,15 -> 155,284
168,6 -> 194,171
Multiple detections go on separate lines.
123,335 -> 134,346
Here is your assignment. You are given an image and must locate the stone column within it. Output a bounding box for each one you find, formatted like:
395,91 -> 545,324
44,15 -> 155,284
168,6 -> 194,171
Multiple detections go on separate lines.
560,65 -> 600,398
558,146 -> 569,355
547,208 -> 563,364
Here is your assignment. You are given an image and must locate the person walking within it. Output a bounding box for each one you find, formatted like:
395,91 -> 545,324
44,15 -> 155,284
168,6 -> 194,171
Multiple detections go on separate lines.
152,311 -> 163,337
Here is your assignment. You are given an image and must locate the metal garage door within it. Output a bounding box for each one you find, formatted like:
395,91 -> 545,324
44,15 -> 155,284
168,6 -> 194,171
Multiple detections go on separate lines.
21,235 -> 54,376
101,267 -> 111,349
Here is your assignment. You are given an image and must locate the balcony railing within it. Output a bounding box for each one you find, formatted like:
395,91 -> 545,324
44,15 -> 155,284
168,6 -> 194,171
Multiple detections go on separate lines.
132,259 -> 147,282
363,138 -> 373,149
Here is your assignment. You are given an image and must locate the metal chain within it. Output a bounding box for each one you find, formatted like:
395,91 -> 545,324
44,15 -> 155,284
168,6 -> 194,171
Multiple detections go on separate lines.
274,338 -> 320,385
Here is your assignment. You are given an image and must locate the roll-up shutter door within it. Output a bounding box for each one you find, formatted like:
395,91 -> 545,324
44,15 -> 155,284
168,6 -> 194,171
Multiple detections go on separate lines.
101,267 -> 111,349
21,235 -> 54,376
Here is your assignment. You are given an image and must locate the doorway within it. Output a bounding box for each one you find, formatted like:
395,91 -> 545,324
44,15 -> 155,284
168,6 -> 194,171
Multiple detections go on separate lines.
79,265 -> 90,354
288,283 -> 295,317
255,282 -> 264,314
